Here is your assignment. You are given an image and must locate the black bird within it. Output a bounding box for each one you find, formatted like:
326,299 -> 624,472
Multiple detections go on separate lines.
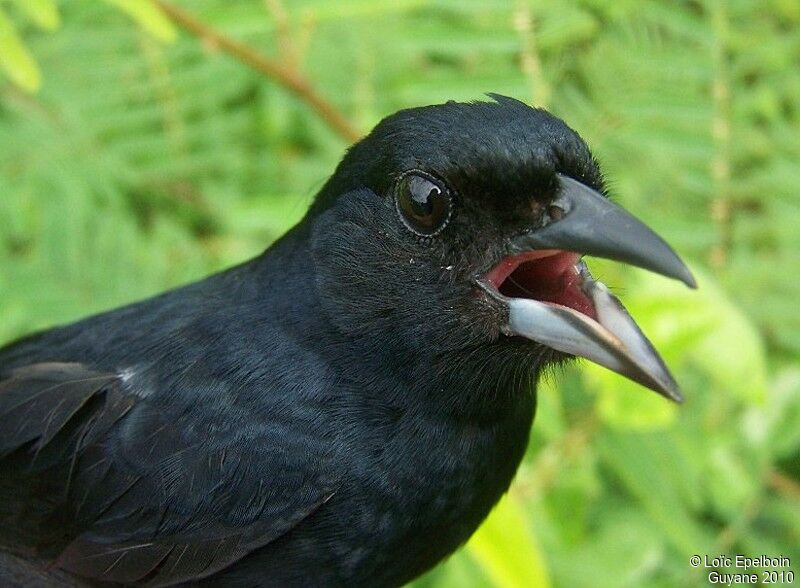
0,96 -> 695,587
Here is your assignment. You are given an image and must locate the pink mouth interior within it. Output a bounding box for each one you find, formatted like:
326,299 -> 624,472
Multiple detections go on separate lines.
485,250 -> 597,319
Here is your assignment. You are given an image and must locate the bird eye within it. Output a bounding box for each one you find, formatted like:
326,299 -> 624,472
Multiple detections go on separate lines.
394,172 -> 451,237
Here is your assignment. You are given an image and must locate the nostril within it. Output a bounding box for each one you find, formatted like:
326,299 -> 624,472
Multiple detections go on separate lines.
547,204 -> 566,222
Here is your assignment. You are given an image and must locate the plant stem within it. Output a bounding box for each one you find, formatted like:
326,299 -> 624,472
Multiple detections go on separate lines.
264,0 -> 299,68
513,2 -> 549,109
709,0 -> 733,268
153,0 -> 361,143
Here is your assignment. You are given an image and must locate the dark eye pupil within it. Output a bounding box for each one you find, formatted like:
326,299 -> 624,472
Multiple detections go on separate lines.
396,173 -> 451,236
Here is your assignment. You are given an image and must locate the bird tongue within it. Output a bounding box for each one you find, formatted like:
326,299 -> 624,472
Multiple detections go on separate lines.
500,260 -> 682,402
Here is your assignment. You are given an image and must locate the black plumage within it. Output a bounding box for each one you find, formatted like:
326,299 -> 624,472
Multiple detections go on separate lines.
0,96 -> 693,587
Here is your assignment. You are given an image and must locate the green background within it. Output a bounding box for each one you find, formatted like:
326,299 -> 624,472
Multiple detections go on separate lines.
1,1 -> 798,586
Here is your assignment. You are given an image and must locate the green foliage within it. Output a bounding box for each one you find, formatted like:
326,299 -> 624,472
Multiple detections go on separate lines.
467,494 -> 551,588
0,1 -> 798,586
10,0 -> 60,31
101,0 -> 177,43
0,3 -> 45,92
0,0 -> 173,94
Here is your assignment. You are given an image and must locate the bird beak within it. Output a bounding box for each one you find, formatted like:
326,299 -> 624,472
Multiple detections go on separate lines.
480,174 -> 696,402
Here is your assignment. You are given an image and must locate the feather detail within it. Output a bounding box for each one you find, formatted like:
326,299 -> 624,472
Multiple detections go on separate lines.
0,363 -> 131,458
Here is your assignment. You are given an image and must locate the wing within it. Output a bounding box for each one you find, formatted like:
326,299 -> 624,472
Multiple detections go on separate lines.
0,362 -> 337,587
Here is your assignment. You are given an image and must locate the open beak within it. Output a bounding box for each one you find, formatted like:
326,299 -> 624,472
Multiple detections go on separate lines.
480,174 -> 696,402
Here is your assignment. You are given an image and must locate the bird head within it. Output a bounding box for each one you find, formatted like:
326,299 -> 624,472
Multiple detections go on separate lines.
309,96 -> 695,403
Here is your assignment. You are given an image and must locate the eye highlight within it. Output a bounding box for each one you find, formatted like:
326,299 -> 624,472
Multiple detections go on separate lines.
394,172 -> 452,237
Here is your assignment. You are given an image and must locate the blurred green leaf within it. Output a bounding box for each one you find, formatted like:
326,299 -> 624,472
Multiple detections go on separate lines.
591,374 -> 678,431
0,6 -> 42,92
600,432 -> 716,557
705,445 -> 760,517
745,367 -> 800,459
466,493 -> 551,588
548,508 -> 672,588
100,0 -> 177,43
10,0 -> 60,31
